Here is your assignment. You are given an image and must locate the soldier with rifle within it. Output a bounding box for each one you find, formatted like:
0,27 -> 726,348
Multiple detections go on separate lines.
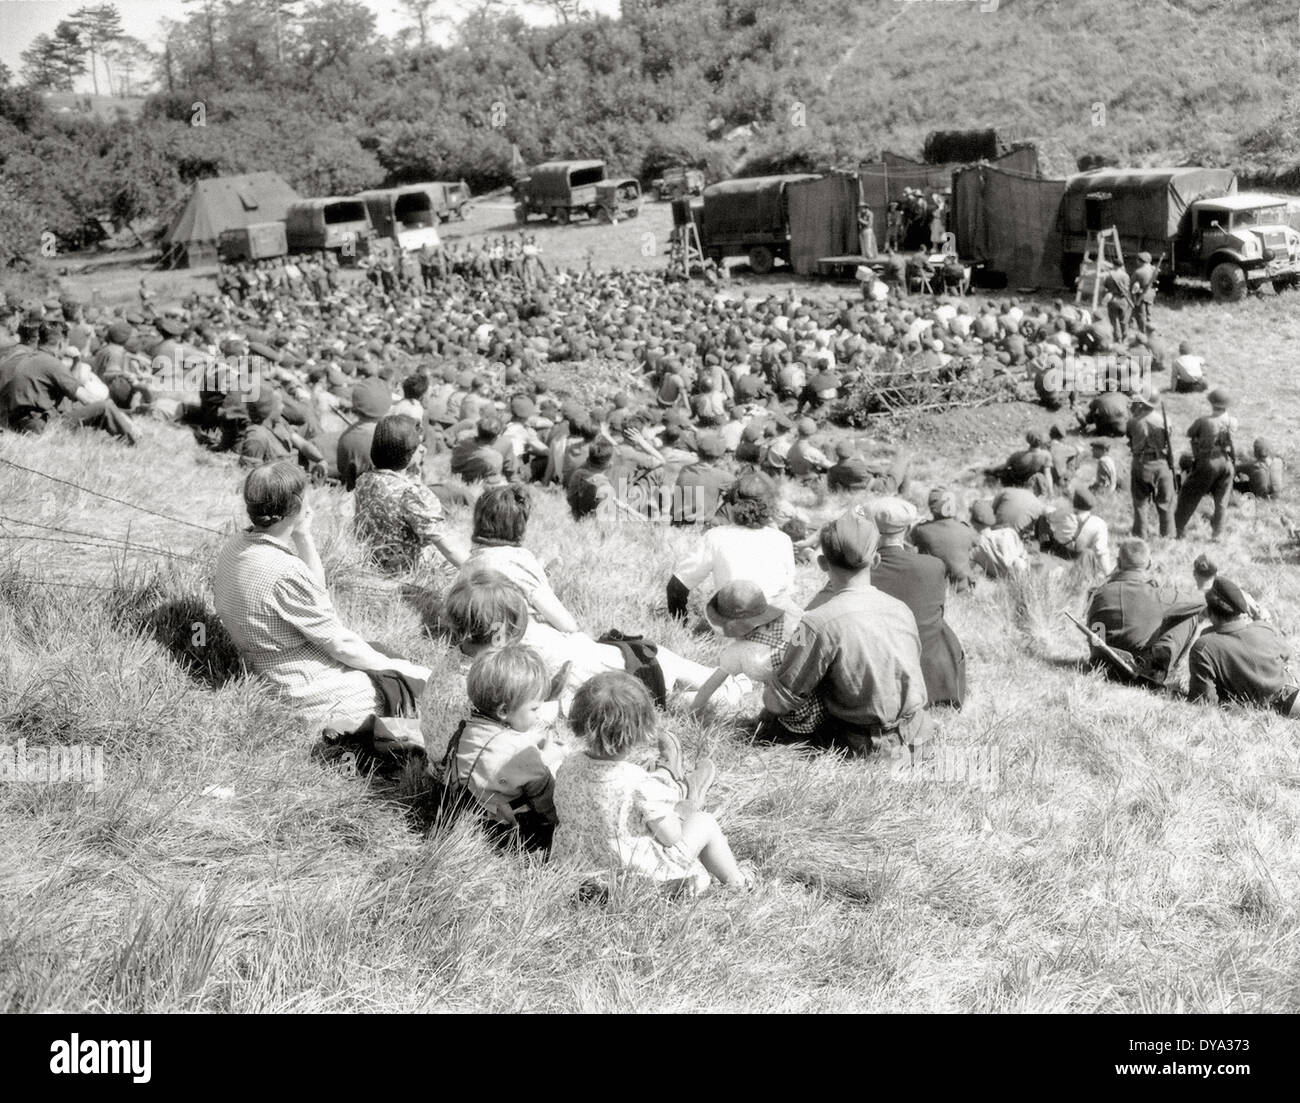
1130,251 -> 1161,335
1174,387 -> 1237,540
1124,388 -> 1176,538
1101,262 -> 1134,342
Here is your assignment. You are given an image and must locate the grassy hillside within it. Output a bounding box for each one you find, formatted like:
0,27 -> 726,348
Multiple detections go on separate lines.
702,0 -> 1300,173
3,285 -> 1300,1012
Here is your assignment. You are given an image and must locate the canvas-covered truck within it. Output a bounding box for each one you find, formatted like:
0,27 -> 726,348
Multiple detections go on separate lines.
650,167 -> 706,201
358,187 -> 441,251
217,221 -> 287,263
700,174 -> 820,274
1060,168 -> 1300,301
285,197 -> 372,255
514,161 -> 641,224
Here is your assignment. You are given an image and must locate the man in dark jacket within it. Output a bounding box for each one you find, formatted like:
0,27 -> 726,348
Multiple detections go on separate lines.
911,487 -> 978,593
870,497 -> 966,708
1084,538 -> 1203,683
337,377 -> 392,491
1189,578 -> 1298,716
672,432 -> 733,525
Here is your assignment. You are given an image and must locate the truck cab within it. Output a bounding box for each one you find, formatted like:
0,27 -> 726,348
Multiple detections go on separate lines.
1185,194 -> 1300,300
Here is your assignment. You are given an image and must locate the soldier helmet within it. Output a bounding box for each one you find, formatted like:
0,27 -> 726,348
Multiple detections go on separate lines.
1207,386 -> 1231,410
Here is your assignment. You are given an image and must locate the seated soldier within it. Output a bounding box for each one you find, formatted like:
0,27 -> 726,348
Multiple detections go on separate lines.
786,418 -> 833,480
1233,438 -> 1285,500
451,416 -> 516,486
1189,578 -> 1299,717
1171,341 -> 1208,393
672,432 -> 734,525
992,486 -> 1047,540
1078,389 -> 1129,437
911,487 -> 978,593
1084,538 -> 1204,684
988,431 -> 1054,496
970,499 -> 1030,578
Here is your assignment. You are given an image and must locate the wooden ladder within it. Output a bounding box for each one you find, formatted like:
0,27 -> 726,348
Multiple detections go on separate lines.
669,219 -> 706,278
1076,226 -> 1125,309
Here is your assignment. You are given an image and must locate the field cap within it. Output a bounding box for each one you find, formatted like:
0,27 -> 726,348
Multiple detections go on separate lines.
872,496 -> 917,535
820,511 -> 880,570
1205,577 -> 1249,618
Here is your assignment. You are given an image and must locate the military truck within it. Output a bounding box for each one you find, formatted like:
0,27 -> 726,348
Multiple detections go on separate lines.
1060,168 -> 1300,301
700,174 -> 820,275
358,187 -> 441,251
514,161 -> 641,225
650,167 -> 706,201
284,197 -> 372,256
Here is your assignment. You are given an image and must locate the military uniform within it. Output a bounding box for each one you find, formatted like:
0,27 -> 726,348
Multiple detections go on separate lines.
1085,568 -> 1203,682
1125,405 -> 1174,537
871,546 -> 966,708
1174,411 -> 1236,538
1189,620 -> 1299,714
1131,258 -> 1158,334
911,517 -> 978,593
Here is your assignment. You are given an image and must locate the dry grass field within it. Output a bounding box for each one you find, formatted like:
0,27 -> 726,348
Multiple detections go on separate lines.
4,220 -> 1300,1013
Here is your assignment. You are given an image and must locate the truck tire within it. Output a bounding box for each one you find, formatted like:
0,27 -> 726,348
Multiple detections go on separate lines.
1209,261 -> 1246,302
1272,274 -> 1296,294
554,207 -> 569,226
748,246 -> 775,275
514,204 -> 528,226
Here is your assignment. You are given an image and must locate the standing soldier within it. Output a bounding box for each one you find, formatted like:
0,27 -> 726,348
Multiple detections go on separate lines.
1131,251 -> 1158,334
1174,387 -> 1237,540
1125,390 -> 1175,538
1101,262 -> 1133,342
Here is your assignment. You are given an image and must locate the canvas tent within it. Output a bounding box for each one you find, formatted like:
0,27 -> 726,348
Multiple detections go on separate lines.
162,172 -> 300,268
952,163 -> 1067,288
787,173 -> 860,275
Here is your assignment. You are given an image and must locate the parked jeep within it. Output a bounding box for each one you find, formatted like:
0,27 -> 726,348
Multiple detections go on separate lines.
514,161 -> 641,225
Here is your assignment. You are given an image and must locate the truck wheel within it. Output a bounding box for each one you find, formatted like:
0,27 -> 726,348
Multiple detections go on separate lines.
1209,262 -> 1246,302
514,204 -> 528,226
554,207 -> 570,225
748,246 -> 775,275
1272,275 -> 1296,294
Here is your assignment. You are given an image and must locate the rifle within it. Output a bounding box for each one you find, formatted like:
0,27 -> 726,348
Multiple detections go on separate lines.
1160,402 -> 1182,493
1062,610 -> 1161,686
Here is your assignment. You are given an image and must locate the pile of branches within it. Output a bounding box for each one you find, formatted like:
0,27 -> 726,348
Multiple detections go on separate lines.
830,352 -> 1019,428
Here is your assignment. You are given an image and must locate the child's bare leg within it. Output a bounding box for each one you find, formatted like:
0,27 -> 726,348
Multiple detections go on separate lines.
678,810 -> 744,885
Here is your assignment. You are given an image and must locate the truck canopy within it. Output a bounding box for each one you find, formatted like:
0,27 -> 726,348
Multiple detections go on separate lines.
524,161 -> 607,196
1061,167 -> 1237,240
702,174 -> 820,240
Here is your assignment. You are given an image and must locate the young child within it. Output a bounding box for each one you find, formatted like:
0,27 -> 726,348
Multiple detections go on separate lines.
1090,440 -> 1117,494
551,672 -> 750,893
690,581 -> 819,739
445,645 -> 569,846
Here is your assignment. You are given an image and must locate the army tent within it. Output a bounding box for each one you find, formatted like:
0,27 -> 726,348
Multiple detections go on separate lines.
162,172 -> 300,268
787,173 -> 861,275
951,163 -> 1067,288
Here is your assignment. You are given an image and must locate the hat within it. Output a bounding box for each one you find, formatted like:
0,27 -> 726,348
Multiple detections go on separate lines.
351,378 -> 392,419
1137,251 -> 1152,264
705,580 -> 785,638
970,500 -> 996,528
509,395 -> 536,419
106,322 -> 132,344
695,431 -> 726,459
1192,553 -> 1218,578
741,422 -> 764,443
872,496 -> 918,535
820,512 -> 880,571
1207,386 -> 1231,410
928,486 -> 957,519
156,317 -> 184,338
796,417 -> 818,437
1205,577 -> 1250,618
1072,487 -> 1097,511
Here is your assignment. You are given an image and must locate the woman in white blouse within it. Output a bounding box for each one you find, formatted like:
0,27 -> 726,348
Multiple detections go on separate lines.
667,473 -> 796,619
214,461 -> 431,732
